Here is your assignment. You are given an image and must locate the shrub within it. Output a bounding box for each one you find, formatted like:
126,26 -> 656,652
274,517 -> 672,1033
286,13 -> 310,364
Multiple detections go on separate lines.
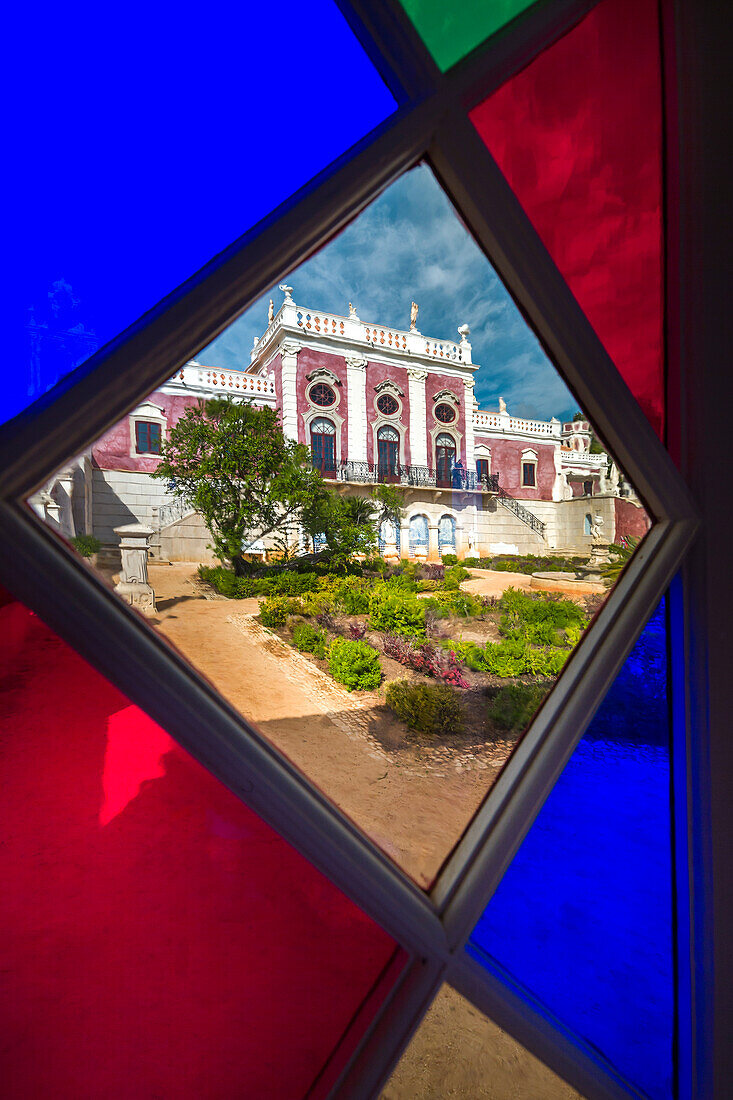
259,597 -> 291,630
443,564 -> 470,590
348,621 -> 367,640
71,534 -> 102,558
292,621 -> 327,658
422,591 -> 482,620
382,635 -> 469,688
497,588 -> 587,647
459,638 -> 569,678
441,554 -> 459,566
422,563 -> 445,581
386,680 -> 464,736
369,588 -> 426,638
334,577 -> 370,614
329,638 -> 382,691
487,683 -> 551,733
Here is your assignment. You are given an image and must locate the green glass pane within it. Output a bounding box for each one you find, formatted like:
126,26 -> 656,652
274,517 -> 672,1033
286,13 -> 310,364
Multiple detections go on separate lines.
399,0 -> 538,71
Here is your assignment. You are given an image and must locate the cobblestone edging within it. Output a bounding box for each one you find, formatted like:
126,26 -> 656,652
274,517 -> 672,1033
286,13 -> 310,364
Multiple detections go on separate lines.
228,613 -> 515,779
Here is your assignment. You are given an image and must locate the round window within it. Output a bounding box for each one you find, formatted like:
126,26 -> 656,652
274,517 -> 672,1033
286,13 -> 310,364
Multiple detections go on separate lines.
435,402 -> 456,423
310,382 -> 336,407
376,393 -> 399,416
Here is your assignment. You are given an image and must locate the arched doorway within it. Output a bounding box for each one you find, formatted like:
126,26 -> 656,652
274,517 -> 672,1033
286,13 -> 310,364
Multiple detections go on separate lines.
438,514 -> 456,555
377,424 -> 400,482
435,433 -> 456,487
408,514 -> 429,557
310,417 -> 336,478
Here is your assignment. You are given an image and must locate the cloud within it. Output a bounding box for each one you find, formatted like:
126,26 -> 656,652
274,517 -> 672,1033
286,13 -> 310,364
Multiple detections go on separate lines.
200,165 -> 578,421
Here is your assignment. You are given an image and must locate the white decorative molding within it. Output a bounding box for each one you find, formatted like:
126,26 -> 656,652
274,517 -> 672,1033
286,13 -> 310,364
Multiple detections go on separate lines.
280,341 -> 302,442
346,355 -> 368,463
407,369 -> 428,468
306,365 -> 342,387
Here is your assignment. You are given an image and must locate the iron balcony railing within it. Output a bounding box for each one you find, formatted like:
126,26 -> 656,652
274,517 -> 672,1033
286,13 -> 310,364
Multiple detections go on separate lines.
334,460 -> 500,493
309,457 -> 546,537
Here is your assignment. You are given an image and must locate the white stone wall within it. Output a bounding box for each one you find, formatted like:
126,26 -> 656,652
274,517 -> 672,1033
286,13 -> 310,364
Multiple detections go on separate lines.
154,512 -> 218,563
92,469 -> 172,546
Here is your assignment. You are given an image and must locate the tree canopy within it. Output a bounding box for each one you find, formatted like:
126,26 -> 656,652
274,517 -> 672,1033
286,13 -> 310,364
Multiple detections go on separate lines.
154,399 -> 404,573
154,400 -> 324,573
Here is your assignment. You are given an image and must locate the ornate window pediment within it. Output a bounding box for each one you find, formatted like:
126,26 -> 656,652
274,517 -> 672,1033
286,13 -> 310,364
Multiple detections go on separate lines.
433,388 -> 460,408
374,379 -> 404,397
305,366 -> 341,387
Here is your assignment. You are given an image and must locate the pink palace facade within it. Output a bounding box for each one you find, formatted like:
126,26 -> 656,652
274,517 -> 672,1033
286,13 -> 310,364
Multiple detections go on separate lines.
37,288 -> 649,562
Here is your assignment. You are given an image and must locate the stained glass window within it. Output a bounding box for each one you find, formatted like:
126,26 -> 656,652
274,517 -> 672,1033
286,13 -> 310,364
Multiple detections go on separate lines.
0,595 -> 402,1097
8,0 -> 395,426
468,599 -> 673,1099
470,0 -> 665,438
398,0 -> 539,72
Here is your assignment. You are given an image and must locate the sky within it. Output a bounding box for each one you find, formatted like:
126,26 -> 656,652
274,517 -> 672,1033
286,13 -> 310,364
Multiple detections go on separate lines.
200,165 -> 579,422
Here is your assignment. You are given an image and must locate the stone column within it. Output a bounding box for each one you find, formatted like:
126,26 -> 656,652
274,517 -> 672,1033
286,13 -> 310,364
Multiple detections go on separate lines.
114,523 -> 156,615
455,524 -> 465,560
463,379 -> 476,473
427,523 -> 440,562
280,340 -> 302,442
400,521 -> 411,559
345,355 -> 368,463
407,368 -> 428,468
55,466 -> 77,538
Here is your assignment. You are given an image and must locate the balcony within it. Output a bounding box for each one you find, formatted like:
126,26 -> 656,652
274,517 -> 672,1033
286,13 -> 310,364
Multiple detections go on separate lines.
331,460 -> 500,493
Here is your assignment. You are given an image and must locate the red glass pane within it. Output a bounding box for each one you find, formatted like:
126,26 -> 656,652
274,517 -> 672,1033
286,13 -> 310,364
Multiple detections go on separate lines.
0,598 -> 400,1098
470,0 -> 665,439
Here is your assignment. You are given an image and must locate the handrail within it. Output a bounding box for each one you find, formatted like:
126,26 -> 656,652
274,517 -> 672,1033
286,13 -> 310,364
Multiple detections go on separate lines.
495,486 -> 546,537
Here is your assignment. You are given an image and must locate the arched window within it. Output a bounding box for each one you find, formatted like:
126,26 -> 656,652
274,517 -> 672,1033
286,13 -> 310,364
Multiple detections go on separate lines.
310,417 -> 336,478
438,514 -> 456,553
377,424 -> 399,482
408,514 -> 429,557
376,393 -> 399,417
584,512 -> 593,536
435,433 -> 456,487
435,402 -> 456,424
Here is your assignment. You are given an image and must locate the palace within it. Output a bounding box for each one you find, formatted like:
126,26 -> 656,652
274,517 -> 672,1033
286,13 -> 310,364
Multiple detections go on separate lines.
35,287 -> 648,562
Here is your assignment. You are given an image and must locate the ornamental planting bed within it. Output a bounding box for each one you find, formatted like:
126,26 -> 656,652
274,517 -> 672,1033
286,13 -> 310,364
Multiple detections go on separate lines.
200,556 -> 600,749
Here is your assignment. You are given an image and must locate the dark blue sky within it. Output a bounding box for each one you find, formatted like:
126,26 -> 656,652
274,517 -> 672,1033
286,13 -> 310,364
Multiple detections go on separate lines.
201,165 -> 579,421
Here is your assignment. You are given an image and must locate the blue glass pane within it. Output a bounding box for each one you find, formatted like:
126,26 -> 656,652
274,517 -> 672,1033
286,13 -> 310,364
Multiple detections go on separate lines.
468,601 -> 673,1099
6,2 -> 395,426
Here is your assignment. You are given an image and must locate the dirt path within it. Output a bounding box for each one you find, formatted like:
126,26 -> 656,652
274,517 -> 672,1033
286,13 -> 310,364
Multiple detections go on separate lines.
148,564 -> 509,888
382,984 -> 583,1099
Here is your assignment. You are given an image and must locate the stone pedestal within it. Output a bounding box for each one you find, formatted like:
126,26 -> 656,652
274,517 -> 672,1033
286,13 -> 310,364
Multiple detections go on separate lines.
114,523 -> 156,615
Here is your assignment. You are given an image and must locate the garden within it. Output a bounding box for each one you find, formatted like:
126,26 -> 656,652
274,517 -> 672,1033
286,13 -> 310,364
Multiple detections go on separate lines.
199,554 -> 598,749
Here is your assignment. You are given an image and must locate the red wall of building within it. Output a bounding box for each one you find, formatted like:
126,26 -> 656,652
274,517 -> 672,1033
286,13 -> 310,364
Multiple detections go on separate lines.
424,373 -> 466,467
92,392 -> 199,473
615,498 -> 651,541
295,349 -> 348,461
365,361 -> 411,465
476,436 -> 556,499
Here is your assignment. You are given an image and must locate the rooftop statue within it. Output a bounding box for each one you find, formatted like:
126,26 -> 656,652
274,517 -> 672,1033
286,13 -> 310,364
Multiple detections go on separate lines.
410,300 -> 419,332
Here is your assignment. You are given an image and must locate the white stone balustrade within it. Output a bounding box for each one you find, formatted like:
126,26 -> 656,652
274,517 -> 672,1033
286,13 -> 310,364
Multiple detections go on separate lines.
249,296 -> 474,368
169,364 -> 277,401
560,450 -> 607,466
473,410 -> 561,438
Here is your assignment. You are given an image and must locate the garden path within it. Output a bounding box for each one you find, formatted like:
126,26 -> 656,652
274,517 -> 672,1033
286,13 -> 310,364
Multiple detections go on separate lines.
147,564 -> 503,888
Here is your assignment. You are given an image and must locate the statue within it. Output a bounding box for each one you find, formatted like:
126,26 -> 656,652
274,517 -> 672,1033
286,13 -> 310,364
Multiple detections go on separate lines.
348,302 -> 358,319
268,299 -> 274,323
590,511 -> 605,541
499,396 -> 507,415
410,300 -> 419,332
278,284 -> 294,303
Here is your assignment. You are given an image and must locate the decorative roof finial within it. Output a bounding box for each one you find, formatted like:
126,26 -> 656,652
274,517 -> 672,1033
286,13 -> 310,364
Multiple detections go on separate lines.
458,323 -> 470,342
410,300 -> 419,332
279,284 -> 294,303
348,301 -> 359,320
499,396 -> 507,415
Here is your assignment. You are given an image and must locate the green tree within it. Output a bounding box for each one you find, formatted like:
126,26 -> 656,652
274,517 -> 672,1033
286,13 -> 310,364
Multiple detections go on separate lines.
301,483 -> 404,572
153,399 -> 324,574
